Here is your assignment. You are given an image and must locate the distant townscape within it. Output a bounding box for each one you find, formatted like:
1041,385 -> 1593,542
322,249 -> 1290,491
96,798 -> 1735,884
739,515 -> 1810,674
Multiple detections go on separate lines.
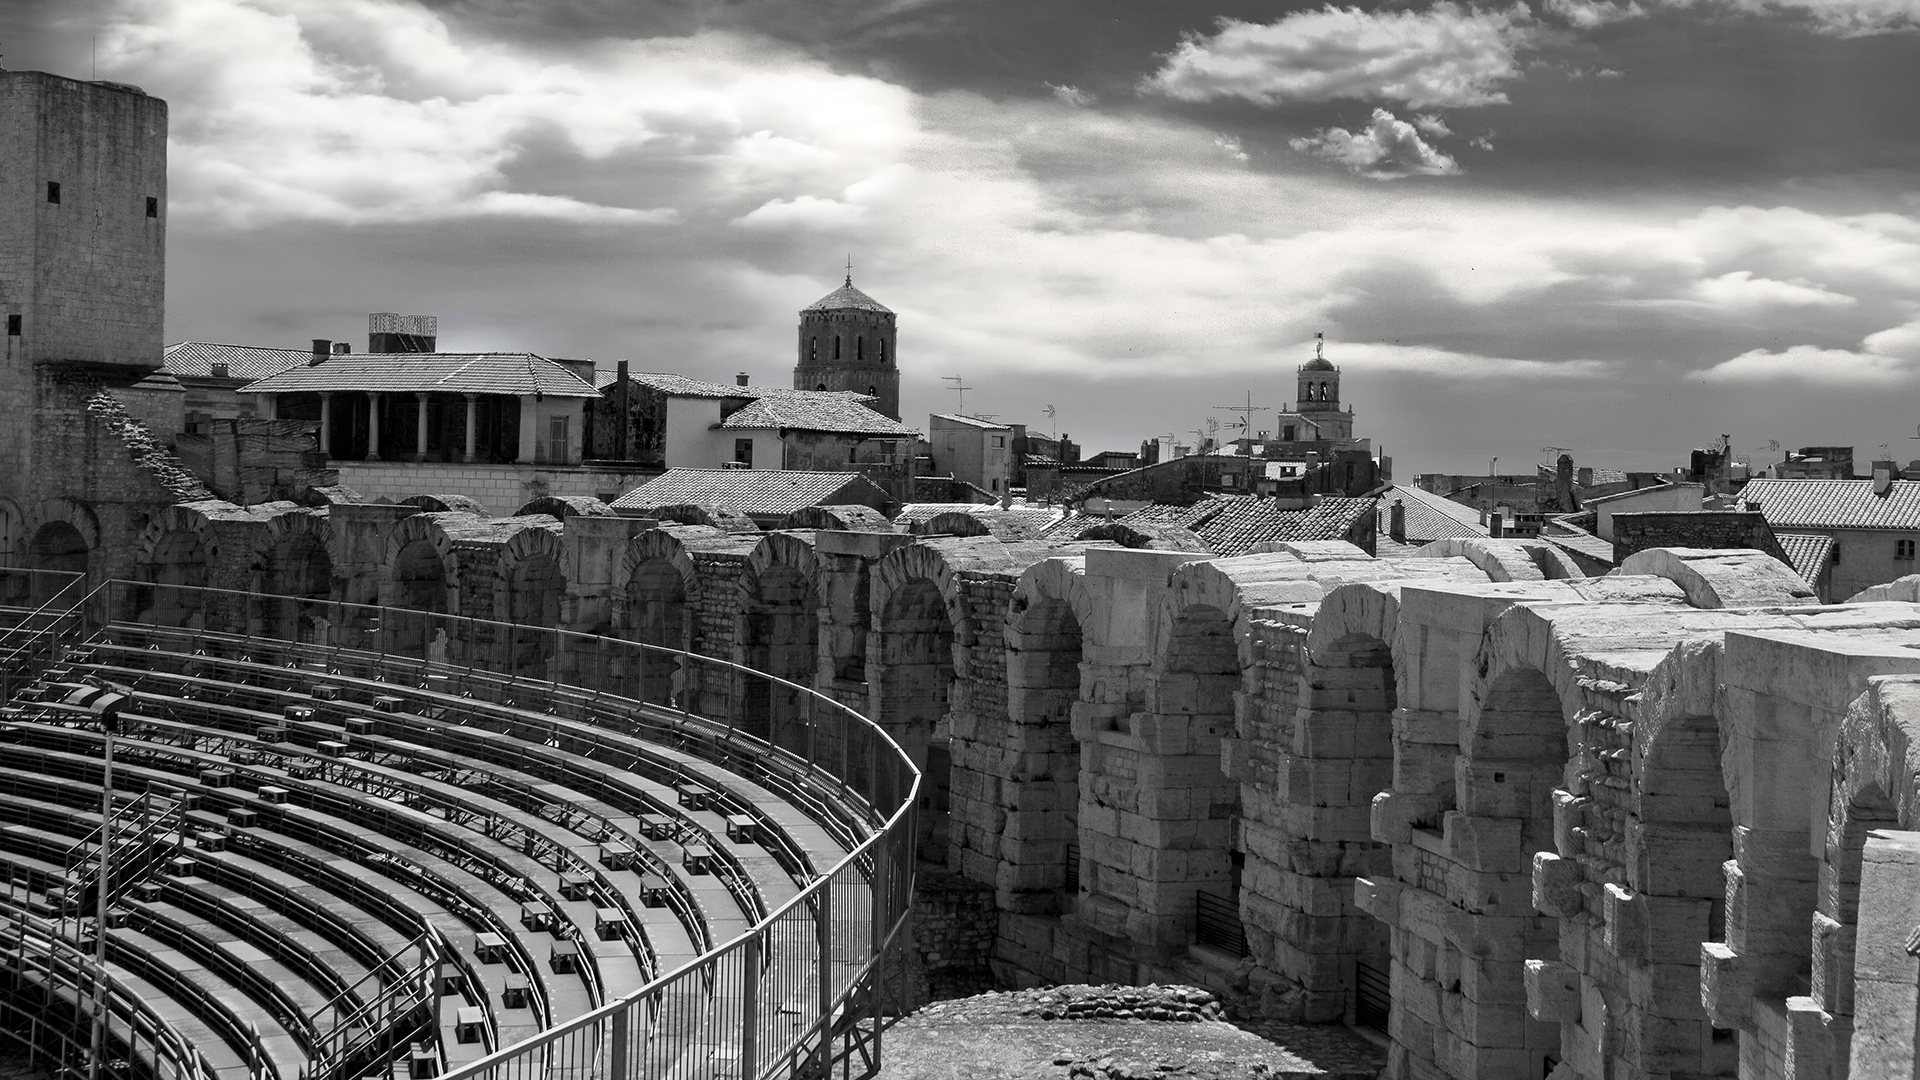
9,66 -> 1920,1080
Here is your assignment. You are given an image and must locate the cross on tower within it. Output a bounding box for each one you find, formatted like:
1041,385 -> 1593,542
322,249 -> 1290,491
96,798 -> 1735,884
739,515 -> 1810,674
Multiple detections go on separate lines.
845,254 -> 853,285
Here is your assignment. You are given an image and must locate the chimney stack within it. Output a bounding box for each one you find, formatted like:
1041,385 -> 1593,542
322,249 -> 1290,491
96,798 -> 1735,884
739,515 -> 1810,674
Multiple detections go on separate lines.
1390,498 -> 1406,543
310,339 -> 330,366
736,372 -> 750,386
333,342 -> 349,354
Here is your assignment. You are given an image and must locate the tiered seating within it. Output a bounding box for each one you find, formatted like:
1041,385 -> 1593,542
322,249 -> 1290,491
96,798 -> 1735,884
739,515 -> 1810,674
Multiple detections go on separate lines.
0,620 -> 866,1080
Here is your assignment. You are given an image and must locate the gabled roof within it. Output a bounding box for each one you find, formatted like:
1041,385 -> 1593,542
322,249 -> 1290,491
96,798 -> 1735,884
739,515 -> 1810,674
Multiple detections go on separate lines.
1377,484 -> 1490,543
164,342 -> 312,381
1775,532 -> 1836,584
803,278 -> 892,314
607,372 -> 790,397
1183,496 -> 1377,556
720,393 -> 918,436
611,469 -> 888,518
1739,478 -> 1920,531
240,353 -> 599,397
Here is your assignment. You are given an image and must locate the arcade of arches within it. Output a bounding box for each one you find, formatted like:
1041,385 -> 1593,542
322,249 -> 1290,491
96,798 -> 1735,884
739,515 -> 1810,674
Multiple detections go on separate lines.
73,491 -> 1920,1079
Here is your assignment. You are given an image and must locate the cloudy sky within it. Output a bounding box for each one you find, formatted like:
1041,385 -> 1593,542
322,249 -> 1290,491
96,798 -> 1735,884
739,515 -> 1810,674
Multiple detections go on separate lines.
6,0 -> 1920,473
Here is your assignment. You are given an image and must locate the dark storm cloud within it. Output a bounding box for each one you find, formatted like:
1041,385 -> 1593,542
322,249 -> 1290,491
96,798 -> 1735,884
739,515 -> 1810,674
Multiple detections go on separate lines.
10,0 -> 1920,472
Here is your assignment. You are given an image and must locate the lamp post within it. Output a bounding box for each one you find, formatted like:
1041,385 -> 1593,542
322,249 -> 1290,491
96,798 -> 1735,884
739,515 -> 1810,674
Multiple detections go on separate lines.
87,685 -> 126,1080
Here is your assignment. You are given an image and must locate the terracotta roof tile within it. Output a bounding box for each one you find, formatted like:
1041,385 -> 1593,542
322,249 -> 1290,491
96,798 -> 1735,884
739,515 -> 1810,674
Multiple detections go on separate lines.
611,468 -> 888,517
1740,478 -> 1920,530
1775,532 -> 1835,583
240,353 -> 599,397
164,342 -> 311,381
721,394 -> 918,436
802,279 -> 892,314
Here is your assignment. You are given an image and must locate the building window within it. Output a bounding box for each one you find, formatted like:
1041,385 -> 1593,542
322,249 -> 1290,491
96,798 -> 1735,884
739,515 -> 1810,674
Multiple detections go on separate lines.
1833,544 -> 1842,564
146,196 -> 158,218
546,415 -> 570,464
734,438 -> 754,467
1283,425 -> 1296,441
1899,539 -> 1915,561
46,182 -> 60,204
816,383 -> 827,391
857,337 -> 864,361
809,338 -> 817,361
833,336 -> 841,360
990,478 -> 1000,492
992,435 -> 1005,448
878,340 -> 886,363
5,315 -> 18,336
867,385 -> 876,396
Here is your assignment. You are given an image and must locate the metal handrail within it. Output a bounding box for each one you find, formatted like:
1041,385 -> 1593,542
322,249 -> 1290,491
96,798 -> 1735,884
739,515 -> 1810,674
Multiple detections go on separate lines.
1,575 -> 920,1080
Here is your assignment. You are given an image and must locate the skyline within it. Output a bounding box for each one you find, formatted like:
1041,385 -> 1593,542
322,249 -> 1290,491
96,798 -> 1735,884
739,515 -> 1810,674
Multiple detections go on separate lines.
4,0 -> 1919,473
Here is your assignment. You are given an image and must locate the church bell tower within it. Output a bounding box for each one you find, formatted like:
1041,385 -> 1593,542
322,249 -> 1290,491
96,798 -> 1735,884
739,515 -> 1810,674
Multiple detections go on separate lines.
1296,332 -> 1353,443
794,267 -> 899,420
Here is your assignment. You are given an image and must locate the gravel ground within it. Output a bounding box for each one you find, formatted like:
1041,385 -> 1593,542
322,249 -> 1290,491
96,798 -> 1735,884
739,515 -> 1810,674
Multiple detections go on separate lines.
875,985 -> 1384,1080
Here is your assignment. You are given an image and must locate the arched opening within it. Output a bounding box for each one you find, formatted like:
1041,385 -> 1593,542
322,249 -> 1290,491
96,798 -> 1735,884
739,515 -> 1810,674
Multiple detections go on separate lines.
1822,784 -> 1900,1072
506,551 -> 566,678
1295,632 -> 1397,1027
736,564 -> 817,752
874,577 -> 955,862
28,521 -> 88,603
263,534 -> 332,642
1439,666 -> 1564,1080
624,560 -> 688,705
389,539 -> 449,658
1633,715 -> 1737,1078
137,530 -> 207,628
1102,604 -> 1239,950
998,596 -> 1084,915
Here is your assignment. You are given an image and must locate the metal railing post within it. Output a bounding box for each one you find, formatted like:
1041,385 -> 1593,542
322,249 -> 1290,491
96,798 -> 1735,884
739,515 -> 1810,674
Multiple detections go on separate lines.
815,878 -> 834,1071
740,933 -> 760,1080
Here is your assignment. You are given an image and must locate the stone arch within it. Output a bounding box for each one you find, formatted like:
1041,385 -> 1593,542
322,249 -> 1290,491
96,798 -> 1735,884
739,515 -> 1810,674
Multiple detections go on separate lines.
399,493 -> 490,515
1072,521 -> 1209,551
25,497 -> 99,601
735,532 -> 822,749
0,494 -> 27,603
1409,537 -> 1585,581
252,509 -> 337,641
514,495 -> 614,521
646,504 -> 760,532
1616,547 -> 1817,609
614,528 -> 703,705
990,556 -> 1098,915
1810,679 -> 1920,1075
133,505 -> 219,628
381,514 -> 459,657
782,504 -> 892,532
870,542 -> 967,861
498,524 -> 568,678
911,511 -> 992,538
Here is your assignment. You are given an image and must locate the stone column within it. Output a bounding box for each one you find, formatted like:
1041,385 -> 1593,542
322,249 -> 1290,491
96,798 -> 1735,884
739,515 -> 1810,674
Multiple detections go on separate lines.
463,394 -> 478,462
367,392 -> 382,461
318,393 -> 332,456
415,391 -> 430,463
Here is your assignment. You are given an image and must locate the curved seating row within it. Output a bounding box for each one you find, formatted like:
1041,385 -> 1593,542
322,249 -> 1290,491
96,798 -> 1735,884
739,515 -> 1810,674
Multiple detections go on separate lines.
0,621 -> 866,1080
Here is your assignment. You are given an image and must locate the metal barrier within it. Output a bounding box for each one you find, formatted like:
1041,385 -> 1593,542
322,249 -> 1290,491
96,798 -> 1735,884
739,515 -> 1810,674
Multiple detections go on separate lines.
2,575 -> 920,1080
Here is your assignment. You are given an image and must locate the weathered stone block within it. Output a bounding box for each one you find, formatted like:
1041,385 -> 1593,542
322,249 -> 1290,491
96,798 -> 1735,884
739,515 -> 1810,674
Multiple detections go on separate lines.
1526,959 -> 1581,1022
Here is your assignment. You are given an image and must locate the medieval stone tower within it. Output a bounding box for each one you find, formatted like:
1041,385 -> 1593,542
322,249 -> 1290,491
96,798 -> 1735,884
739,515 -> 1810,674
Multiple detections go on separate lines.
794,274 -> 899,420
1296,332 -> 1353,443
0,70 -> 199,579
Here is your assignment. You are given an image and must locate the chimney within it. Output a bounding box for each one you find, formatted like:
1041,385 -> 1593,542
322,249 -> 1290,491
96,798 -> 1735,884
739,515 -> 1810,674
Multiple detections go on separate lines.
1489,511 -> 1504,538
333,342 -> 350,354
1873,459 -> 1896,496
1577,466 -> 1593,487
1389,498 -> 1406,543
736,373 -> 750,386
310,339 -> 330,366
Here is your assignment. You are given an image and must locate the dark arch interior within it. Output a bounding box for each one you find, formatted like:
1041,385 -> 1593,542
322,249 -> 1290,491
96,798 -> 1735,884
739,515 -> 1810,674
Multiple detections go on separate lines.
28,521 -> 87,602
879,577 -> 955,862
139,530 -> 207,628
1007,597 -> 1084,914
738,564 -> 818,751
263,534 -> 332,641
389,539 -> 449,657
625,559 -> 688,704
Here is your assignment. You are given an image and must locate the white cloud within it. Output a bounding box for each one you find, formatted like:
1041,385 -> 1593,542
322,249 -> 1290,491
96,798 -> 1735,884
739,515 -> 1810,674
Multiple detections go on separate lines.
1544,0 -> 1647,27
1142,4 -> 1531,109
1687,270 -> 1857,310
1047,83 -> 1095,107
1413,113 -> 1453,137
1322,341 -> 1613,378
103,0 -> 916,226
1715,0 -> 1920,34
1290,108 -> 1463,178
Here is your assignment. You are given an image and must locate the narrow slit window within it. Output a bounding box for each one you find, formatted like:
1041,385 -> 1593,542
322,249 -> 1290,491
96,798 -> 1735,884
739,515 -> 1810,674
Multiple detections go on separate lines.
146,196 -> 158,218
46,182 -> 60,204
6,315 -> 20,336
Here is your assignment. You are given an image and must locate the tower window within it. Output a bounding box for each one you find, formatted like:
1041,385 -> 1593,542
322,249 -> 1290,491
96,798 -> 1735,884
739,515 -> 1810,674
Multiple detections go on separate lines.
867,385 -> 876,396
856,337 -> 864,362
879,340 -> 886,363
816,384 -> 827,391
809,338 -> 817,361
6,315 -> 19,336
46,182 -> 60,204
146,196 -> 158,218
834,336 -> 841,360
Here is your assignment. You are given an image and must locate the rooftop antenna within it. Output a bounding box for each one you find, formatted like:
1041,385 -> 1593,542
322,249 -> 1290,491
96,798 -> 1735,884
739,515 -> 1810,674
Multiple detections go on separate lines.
844,254 -> 853,285
1212,391 -> 1269,442
942,375 -> 972,417
1542,446 -> 1570,457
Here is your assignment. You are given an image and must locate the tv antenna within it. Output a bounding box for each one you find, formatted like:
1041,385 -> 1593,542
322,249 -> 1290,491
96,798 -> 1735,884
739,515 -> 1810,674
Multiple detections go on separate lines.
1541,445 -> 1570,457
942,375 -> 972,417
1212,391 -> 1269,440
